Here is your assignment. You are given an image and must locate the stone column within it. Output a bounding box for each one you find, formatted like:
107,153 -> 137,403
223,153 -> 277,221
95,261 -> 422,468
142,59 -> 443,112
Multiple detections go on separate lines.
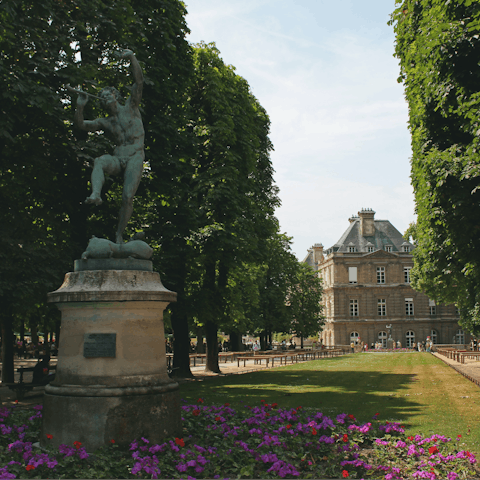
41,259 -> 180,452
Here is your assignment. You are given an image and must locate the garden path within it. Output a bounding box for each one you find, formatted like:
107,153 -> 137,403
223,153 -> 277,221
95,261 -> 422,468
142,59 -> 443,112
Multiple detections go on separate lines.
432,351 -> 480,388
0,353 -> 306,408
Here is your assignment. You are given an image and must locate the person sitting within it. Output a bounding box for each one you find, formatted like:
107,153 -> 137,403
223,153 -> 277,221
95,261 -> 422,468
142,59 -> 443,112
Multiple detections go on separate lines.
32,355 -> 55,386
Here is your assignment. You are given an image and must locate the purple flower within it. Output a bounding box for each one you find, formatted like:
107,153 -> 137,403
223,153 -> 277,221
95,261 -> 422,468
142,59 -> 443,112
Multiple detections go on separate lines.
176,463 -> 188,472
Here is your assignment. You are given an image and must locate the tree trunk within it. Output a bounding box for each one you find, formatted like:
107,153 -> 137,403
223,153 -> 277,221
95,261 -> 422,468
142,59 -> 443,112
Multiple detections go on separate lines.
31,320 -> 38,346
1,316 -> 14,383
203,259 -> 220,373
229,331 -> 241,352
20,321 -> 25,345
171,271 -> 193,378
301,336 -> 304,349
205,319 -> 220,373
196,334 -> 204,353
260,331 -> 267,351
171,306 -> 194,378
44,317 -> 50,356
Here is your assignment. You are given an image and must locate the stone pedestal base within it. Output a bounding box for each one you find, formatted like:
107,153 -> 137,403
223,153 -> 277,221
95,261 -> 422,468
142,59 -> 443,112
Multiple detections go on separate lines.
41,386 -> 181,451
42,267 -> 179,451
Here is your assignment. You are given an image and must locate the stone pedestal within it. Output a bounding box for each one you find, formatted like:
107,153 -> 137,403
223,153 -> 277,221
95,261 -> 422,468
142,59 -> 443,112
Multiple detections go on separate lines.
41,260 -> 180,452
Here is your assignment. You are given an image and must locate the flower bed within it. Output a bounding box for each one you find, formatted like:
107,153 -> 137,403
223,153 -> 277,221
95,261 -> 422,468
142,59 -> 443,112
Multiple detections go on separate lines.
0,400 -> 477,479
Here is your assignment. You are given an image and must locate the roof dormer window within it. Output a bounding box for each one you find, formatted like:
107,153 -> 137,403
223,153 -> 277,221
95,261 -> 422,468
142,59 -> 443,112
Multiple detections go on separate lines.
401,242 -> 411,253
385,245 -> 392,252
347,242 -> 356,253
365,241 -> 374,253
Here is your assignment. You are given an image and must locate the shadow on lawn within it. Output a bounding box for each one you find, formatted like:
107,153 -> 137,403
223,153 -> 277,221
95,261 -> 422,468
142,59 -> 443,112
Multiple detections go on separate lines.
179,368 -> 422,428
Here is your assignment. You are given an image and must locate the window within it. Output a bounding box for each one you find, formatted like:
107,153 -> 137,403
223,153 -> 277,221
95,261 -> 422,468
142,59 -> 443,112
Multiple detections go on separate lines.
377,299 -> 386,316
378,331 -> 387,348
377,267 -> 385,284
367,246 -> 375,253
405,298 -> 414,316
350,331 -> 360,345
402,245 -> 410,252
350,299 -> 358,317
405,330 -> 415,348
348,267 -> 357,284
348,246 -> 356,253
455,329 -> 465,344
404,267 -> 412,284
385,245 -> 392,252
430,330 -> 437,344
429,299 -> 436,315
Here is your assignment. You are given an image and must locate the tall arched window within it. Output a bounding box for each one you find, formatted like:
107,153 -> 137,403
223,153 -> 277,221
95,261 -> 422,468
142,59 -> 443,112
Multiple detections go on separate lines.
350,332 -> 360,345
405,330 -> 415,348
378,331 -> 387,348
456,329 -> 465,345
430,330 -> 437,344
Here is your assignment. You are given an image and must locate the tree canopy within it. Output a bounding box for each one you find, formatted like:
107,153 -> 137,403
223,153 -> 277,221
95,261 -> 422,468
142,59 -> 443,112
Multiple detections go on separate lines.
1,1 -> 323,380
391,0 -> 480,335
0,0 -> 194,380
288,263 -> 324,348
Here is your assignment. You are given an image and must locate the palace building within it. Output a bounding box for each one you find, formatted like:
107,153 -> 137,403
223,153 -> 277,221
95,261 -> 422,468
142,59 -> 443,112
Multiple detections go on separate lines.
303,209 -> 469,348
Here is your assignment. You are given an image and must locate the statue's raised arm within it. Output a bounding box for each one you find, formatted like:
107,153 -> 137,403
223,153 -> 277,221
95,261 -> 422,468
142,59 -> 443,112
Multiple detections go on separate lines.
118,49 -> 143,109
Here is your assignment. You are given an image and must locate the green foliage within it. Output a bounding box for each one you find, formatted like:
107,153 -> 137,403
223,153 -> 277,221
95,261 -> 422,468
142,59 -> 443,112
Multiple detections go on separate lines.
180,43 -> 280,361
252,232 -> 300,336
0,1 -> 297,374
0,0 -> 193,324
390,0 -> 480,335
288,263 -> 325,342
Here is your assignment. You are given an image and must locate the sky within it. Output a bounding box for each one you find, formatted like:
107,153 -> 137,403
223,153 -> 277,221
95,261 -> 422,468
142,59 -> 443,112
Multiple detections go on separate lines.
184,0 -> 414,259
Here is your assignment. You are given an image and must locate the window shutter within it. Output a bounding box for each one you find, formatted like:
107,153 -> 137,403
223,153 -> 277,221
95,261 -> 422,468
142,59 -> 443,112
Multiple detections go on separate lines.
348,267 -> 357,283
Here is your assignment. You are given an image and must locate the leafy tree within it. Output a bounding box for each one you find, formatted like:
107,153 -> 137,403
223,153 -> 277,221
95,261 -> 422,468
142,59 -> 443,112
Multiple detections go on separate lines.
253,231 -> 299,349
391,0 -> 480,335
288,263 -> 324,348
0,0 -> 194,379
187,43 -> 279,372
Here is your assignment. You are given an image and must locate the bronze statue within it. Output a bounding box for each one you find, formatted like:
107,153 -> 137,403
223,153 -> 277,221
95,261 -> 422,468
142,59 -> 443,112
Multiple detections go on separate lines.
72,49 -> 144,244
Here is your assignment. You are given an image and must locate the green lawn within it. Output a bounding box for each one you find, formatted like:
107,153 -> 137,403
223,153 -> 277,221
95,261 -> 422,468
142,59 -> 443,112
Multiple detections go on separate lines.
179,352 -> 480,454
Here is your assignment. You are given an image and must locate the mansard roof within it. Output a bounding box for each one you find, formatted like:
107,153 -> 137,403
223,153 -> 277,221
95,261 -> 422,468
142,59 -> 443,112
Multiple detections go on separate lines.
303,250 -> 315,268
324,218 -> 413,255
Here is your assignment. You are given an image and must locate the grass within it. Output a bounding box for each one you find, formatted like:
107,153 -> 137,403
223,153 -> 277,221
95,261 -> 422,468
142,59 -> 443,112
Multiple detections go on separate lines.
179,352 -> 480,454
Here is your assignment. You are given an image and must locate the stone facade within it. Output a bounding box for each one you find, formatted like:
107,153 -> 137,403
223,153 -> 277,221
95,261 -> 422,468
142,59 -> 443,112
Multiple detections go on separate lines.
303,209 -> 469,347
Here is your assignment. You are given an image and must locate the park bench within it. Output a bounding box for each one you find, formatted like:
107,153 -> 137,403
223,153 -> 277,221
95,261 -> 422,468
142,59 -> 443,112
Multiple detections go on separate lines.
458,351 -> 480,364
452,350 -> 468,362
5,365 -> 56,401
218,352 -> 235,363
237,354 -> 293,368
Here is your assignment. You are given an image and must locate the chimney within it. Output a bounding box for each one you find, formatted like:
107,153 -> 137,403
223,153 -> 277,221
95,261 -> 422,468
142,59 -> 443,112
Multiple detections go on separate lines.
311,243 -> 324,265
358,208 -> 375,237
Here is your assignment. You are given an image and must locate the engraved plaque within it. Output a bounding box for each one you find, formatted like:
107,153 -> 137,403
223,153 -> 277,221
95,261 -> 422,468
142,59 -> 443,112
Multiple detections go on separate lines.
83,333 -> 116,358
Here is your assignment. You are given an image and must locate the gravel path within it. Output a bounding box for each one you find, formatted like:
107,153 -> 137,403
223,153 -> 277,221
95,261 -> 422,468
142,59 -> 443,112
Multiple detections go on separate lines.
432,351 -> 480,387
